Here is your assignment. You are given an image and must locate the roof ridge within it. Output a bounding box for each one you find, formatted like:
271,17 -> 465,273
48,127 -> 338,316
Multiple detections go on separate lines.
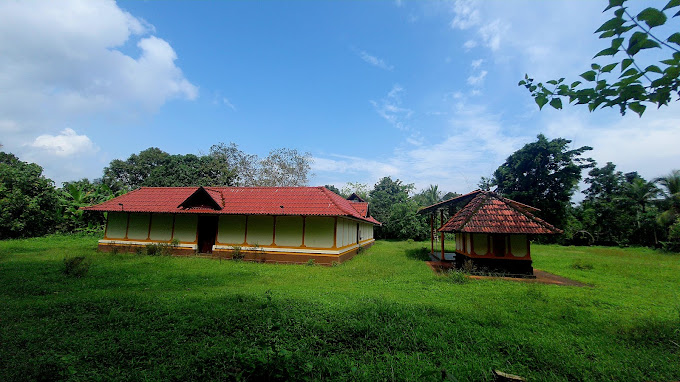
459,191 -> 491,230
319,186 -> 358,218
492,192 -> 562,233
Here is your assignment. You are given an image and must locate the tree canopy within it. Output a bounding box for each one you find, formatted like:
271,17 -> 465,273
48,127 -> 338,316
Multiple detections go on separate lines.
488,134 -> 594,228
0,152 -> 62,239
520,0 -> 680,116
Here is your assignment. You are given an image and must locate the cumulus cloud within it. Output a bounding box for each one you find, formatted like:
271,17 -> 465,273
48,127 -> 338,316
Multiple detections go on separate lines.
30,128 -> 98,157
0,0 -> 197,183
463,39 -> 477,49
0,0 -> 197,132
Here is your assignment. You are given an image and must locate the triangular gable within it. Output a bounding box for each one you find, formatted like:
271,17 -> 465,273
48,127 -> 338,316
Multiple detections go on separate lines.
438,191 -> 561,234
178,187 -> 222,210
347,193 -> 366,203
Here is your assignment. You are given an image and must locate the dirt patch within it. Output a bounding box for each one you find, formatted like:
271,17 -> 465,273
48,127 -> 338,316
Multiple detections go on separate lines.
427,261 -> 592,287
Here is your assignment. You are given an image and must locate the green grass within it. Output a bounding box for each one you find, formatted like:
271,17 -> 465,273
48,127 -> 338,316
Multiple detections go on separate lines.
1,235 -> 678,381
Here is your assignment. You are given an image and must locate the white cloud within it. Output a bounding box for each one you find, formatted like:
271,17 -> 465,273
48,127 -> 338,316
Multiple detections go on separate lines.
450,0 -> 481,29
542,104 -> 680,182
30,128 -> 98,157
357,50 -> 394,71
314,101 -> 530,194
0,0 -> 197,183
223,98 -> 236,111
471,59 -> 483,69
467,70 -> 487,86
371,85 -> 413,131
463,40 -> 477,49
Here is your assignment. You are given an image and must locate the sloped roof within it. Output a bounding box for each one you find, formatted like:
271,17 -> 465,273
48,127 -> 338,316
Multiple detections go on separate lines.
349,202 -> 369,217
438,191 -> 562,234
82,186 -> 381,225
347,193 -> 366,202
418,189 -> 539,215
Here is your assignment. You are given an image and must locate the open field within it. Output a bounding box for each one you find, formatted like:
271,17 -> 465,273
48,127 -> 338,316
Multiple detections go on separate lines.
1,235 -> 678,381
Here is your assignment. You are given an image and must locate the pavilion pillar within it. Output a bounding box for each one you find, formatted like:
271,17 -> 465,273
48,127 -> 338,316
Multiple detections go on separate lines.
430,213 -> 434,254
440,210 -> 445,260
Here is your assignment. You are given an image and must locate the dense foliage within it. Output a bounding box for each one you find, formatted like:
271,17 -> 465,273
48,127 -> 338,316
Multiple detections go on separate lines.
521,0 -> 680,116
0,153 -> 62,239
488,134 -> 594,229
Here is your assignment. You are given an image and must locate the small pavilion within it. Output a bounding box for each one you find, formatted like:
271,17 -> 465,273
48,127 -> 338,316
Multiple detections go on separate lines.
417,190 -> 562,275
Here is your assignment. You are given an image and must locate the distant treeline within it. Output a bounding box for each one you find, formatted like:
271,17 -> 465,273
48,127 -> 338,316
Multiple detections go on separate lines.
1,136 -> 679,251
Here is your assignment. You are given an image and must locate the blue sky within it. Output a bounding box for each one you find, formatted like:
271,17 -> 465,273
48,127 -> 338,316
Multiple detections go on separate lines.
2,0 -> 679,196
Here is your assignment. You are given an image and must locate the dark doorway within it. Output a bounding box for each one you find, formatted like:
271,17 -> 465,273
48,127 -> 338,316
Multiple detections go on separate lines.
492,235 -> 506,257
356,223 -> 360,244
197,215 -> 218,253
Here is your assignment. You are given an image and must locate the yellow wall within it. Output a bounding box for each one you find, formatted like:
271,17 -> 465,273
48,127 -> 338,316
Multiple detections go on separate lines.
217,215 -> 246,244
473,234 -> 487,255
106,212 -> 127,239
174,214 -> 198,243
127,213 -> 150,240
305,216 -> 334,248
465,233 -> 471,253
455,233 -> 463,252
510,235 -> 528,257
150,214 -> 173,241
247,215 -> 274,246
275,216 -> 303,247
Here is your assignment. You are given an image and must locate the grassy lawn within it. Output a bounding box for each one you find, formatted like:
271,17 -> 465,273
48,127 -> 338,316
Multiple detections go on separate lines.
1,235 -> 678,381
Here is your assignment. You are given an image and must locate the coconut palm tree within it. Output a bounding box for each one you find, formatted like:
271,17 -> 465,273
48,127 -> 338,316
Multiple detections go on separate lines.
655,169 -> 680,226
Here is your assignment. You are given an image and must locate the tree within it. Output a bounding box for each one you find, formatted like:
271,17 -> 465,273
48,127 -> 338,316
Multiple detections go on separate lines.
490,134 -> 594,229
340,182 -> 370,200
60,179 -> 117,233
520,0 -> 680,117
369,177 -> 415,239
0,152 -> 62,239
324,184 -> 342,195
258,148 -> 313,187
580,162 -> 631,244
207,143 -> 258,186
656,169 -> 680,225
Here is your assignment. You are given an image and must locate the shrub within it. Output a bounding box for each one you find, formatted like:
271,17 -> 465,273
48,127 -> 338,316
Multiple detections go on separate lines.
662,222 -> 680,253
306,259 -> 315,266
63,256 -> 90,277
462,259 -> 477,274
231,245 -> 245,260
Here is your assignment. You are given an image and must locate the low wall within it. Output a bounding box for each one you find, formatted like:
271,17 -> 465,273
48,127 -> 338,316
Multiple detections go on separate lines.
97,239 -> 375,266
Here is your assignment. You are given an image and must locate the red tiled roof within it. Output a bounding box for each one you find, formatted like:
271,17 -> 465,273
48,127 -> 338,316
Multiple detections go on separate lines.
438,191 -> 562,234
82,186 -> 381,225
418,189 -> 540,215
349,202 -> 369,217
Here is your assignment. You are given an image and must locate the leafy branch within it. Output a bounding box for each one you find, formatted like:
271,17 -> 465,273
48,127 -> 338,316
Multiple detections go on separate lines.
520,0 -> 680,117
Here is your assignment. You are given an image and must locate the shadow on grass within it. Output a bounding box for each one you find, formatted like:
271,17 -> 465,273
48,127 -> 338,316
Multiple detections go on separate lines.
405,247 -> 430,261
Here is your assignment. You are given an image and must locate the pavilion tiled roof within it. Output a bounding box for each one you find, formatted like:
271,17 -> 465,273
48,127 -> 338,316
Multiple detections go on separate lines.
438,191 -> 562,234
349,202 -> 369,217
82,186 -> 381,225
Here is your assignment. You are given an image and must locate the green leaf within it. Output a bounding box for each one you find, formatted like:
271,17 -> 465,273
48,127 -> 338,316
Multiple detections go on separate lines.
645,65 -> 663,73
570,81 -> 582,88
596,80 -> 607,91
601,63 -> 618,73
668,32 -> 680,45
660,59 -> 677,65
550,98 -> 563,110
580,70 -> 597,81
547,80 -> 558,85
594,48 -> 618,58
604,0 -> 625,11
627,31 -> 649,56
614,7 -> 626,18
628,102 -> 646,116
637,8 -> 667,28
599,30 -> 616,39
621,58 -> 634,71
591,63 -> 601,70
621,68 -> 638,77
535,95 -> 549,109
595,17 -> 625,33
611,37 -> 624,50
518,80 -> 526,86
663,0 -> 680,11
